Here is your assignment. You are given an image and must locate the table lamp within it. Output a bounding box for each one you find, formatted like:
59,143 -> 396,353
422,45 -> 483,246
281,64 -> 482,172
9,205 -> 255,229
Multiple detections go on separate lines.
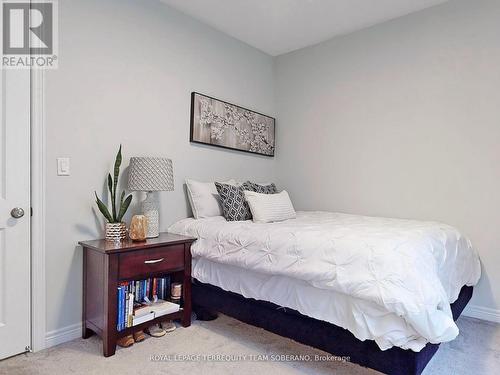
128,157 -> 174,238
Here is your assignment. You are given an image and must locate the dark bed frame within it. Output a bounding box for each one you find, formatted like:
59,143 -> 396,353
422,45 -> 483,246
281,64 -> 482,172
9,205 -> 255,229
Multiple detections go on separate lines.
192,280 -> 473,375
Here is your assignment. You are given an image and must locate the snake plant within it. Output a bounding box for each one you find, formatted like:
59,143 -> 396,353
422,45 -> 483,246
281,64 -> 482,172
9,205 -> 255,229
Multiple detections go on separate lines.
94,145 -> 132,223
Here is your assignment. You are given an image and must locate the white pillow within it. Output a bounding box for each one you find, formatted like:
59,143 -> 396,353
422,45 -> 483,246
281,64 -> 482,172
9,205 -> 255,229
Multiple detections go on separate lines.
186,179 -> 236,219
244,190 -> 296,223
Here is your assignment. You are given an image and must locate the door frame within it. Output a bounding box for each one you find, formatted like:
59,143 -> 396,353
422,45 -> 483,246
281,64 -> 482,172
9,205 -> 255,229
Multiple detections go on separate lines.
31,67 -> 46,352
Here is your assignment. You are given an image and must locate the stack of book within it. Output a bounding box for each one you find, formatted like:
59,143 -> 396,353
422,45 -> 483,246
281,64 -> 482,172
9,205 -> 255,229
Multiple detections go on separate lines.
131,276 -> 171,303
117,276 -> 175,331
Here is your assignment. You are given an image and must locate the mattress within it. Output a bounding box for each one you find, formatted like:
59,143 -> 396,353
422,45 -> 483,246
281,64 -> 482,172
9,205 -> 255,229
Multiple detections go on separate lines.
169,211 -> 481,351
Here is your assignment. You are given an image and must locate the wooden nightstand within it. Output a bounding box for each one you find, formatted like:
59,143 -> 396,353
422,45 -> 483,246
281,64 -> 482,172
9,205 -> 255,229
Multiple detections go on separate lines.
79,233 -> 196,357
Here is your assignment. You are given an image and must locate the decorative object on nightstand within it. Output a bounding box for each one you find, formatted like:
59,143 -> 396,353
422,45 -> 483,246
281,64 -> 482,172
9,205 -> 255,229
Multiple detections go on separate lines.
128,157 -> 174,238
94,145 -> 133,242
129,215 -> 148,241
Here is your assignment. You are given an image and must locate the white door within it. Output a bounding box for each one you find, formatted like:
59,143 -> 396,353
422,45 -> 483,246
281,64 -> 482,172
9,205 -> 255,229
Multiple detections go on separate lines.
0,68 -> 31,359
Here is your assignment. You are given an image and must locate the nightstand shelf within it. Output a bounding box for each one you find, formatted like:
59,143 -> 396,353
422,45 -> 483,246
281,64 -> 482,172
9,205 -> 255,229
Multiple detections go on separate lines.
115,309 -> 184,338
79,233 -> 196,357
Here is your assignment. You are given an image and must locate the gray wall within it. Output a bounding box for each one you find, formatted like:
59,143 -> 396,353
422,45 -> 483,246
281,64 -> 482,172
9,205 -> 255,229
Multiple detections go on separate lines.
45,0 -> 276,333
275,0 -> 499,313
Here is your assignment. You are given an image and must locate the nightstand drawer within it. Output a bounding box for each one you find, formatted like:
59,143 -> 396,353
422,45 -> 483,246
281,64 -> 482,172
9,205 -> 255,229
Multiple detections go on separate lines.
118,245 -> 184,280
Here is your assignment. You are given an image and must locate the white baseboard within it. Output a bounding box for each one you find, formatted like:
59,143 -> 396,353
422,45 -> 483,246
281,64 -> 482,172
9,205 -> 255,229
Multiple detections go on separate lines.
463,305 -> 500,323
45,323 -> 82,349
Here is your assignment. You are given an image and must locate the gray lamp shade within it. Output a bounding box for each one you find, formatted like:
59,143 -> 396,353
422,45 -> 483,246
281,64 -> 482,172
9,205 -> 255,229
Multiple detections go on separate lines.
128,157 -> 174,191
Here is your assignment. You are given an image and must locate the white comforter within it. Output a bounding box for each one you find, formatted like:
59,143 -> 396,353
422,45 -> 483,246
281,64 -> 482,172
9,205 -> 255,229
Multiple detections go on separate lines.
169,211 -> 481,351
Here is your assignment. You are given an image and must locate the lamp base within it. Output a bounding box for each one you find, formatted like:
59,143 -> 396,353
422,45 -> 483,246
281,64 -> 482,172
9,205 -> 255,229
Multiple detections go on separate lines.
142,191 -> 159,238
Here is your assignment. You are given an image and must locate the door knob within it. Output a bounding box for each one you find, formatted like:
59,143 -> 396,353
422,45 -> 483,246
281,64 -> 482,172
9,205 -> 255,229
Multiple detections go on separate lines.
11,207 -> 25,218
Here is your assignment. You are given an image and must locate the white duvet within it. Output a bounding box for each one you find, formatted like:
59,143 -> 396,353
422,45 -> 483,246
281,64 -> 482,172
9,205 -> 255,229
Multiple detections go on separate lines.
169,211 -> 481,351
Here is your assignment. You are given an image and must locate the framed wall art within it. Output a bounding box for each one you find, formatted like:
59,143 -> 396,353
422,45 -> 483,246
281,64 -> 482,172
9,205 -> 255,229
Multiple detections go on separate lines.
190,92 -> 275,157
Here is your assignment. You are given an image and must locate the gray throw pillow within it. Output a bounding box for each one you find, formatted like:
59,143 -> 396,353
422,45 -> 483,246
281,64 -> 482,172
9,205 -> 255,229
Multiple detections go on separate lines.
215,182 -> 253,221
244,181 -> 278,194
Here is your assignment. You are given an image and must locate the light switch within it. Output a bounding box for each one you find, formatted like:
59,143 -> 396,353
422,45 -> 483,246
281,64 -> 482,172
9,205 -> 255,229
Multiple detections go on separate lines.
57,157 -> 70,176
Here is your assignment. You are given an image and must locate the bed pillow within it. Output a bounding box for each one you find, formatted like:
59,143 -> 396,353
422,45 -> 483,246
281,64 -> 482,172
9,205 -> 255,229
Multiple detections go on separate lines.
186,179 -> 237,219
244,190 -> 296,223
214,182 -> 253,221
244,181 -> 278,194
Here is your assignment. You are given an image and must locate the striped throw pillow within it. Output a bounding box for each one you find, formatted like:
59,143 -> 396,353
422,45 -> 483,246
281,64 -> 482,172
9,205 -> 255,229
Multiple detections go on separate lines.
243,190 -> 296,223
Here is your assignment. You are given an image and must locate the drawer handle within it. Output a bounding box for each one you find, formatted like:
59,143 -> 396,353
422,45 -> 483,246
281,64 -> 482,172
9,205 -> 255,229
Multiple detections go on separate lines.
144,258 -> 164,264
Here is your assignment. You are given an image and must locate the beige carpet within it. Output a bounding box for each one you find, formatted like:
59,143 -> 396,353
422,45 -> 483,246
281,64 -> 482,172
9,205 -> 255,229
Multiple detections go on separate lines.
1,315 -> 498,375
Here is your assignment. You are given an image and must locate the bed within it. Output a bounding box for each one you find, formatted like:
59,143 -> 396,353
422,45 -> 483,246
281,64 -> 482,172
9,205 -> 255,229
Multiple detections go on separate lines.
168,211 -> 481,375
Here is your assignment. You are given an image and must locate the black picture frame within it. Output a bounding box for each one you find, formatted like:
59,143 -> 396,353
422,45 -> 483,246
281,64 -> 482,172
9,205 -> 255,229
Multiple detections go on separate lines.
190,92 -> 275,157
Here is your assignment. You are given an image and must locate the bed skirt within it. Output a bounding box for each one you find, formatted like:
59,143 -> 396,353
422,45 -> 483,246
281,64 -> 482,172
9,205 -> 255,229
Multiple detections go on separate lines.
192,280 -> 473,375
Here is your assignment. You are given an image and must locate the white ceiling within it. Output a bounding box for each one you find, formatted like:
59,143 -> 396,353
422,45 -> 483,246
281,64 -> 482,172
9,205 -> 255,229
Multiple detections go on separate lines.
161,0 -> 449,56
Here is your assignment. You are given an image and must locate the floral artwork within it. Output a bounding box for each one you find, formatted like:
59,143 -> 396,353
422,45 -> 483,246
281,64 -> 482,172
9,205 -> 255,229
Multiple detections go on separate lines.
190,92 -> 275,156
